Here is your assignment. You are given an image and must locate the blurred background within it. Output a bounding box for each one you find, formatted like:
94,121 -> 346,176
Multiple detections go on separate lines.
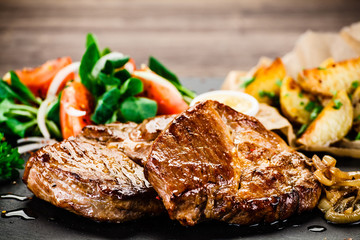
0,0 -> 359,80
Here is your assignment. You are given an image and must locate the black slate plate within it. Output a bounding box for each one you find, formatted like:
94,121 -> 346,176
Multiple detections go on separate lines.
1,78 -> 360,240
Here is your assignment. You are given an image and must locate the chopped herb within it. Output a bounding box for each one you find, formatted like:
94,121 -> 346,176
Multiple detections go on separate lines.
356,132 -> 360,141
298,92 -> 304,98
331,90 -> 338,97
275,78 -> 282,87
284,93 -> 290,97
304,101 -> 316,112
0,133 -> 24,180
240,77 -> 256,88
310,105 -> 323,120
304,100 -> 323,120
351,81 -> 359,90
317,66 -> 326,70
258,90 -> 276,99
333,99 -> 343,110
297,124 -> 308,136
300,101 -> 304,106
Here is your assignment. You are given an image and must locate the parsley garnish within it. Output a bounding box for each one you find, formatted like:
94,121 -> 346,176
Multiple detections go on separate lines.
304,101 -> 323,120
310,105 -> 323,120
351,81 -> 359,90
305,101 -> 316,112
275,78 -> 282,87
317,66 -> 327,70
297,124 -> 308,136
0,133 -> 24,181
333,99 -> 343,110
240,77 -> 255,88
298,92 -> 304,98
356,132 -> 360,141
258,90 -> 276,99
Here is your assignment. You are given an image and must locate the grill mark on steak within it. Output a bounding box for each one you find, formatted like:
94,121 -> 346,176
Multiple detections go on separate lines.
23,136 -> 164,222
145,100 -> 321,226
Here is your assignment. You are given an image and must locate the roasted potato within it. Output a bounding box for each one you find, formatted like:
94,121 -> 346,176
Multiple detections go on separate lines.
245,58 -> 286,105
319,58 -> 335,68
297,57 -> 360,97
297,90 -> 353,147
352,86 -> 360,120
280,76 -> 313,125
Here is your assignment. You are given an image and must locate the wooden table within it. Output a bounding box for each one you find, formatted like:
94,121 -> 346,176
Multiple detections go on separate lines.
0,0 -> 359,79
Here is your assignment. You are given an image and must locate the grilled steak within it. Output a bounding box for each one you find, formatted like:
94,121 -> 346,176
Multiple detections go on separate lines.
81,115 -> 175,166
22,119 -> 176,222
145,100 -> 321,226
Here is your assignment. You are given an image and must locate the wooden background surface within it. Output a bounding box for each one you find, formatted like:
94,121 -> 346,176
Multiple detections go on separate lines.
0,0 -> 359,79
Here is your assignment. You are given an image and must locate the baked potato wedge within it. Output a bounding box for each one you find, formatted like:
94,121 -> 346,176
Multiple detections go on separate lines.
297,90 -> 353,147
280,76 -> 313,125
245,57 -> 286,105
297,57 -> 360,97
352,86 -> 360,120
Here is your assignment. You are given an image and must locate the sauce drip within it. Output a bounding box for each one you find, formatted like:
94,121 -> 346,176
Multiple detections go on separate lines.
0,194 -> 31,201
1,208 -> 37,220
307,225 -> 327,232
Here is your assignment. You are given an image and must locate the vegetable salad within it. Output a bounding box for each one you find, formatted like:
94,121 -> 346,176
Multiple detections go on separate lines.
0,33 -> 195,180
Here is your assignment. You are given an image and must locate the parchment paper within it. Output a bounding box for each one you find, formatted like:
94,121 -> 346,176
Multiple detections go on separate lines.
222,22 -> 360,157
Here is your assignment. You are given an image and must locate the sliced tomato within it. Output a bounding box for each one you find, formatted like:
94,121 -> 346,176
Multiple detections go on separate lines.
60,81 -> 94,139
132,70 -> 188,115
9,57 -> 73,98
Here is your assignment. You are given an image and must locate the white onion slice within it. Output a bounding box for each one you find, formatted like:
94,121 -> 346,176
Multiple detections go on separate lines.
91,52 -> 124,79
46,61 -> 80,98
65,106 -> 86,117
18,143 -> 49,154
37,97 -> 55,139
124,61 -> 135,74
17,137 -> 57,144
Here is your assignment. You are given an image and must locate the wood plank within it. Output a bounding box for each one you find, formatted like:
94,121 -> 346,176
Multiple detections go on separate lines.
0,0 -> 359,78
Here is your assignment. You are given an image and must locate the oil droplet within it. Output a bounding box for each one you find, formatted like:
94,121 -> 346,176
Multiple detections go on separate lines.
307,225 -> 327,232
1,209 -> 37,220
0,194 -> 31,201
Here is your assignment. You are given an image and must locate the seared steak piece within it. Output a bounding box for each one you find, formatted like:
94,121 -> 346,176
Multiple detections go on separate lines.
23,136 -> 164,222
145,100 -> 321,226
81,115 -> 175,166
80,121 -> 138,143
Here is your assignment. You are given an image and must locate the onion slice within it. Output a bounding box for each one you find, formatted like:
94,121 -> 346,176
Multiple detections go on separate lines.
37,97 -> 55,139
91,52 -> 124,79
17,137 -> 57,144
65,106 -> 87,117
17,143 -> 49,154
46,61 -> 80,98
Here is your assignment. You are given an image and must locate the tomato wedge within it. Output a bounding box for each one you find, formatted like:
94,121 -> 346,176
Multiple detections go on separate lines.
60,81 -> 94,139
8,57 -> 73,98
132,70 -> 188,115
